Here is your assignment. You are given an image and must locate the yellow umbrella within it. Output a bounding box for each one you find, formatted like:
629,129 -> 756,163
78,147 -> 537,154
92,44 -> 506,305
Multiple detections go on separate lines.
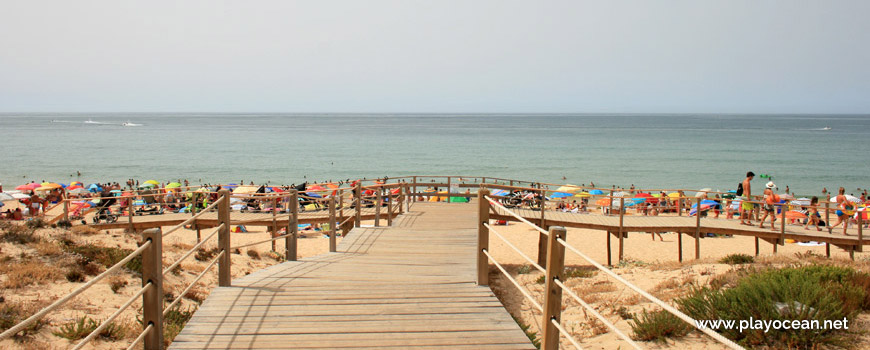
144,180 -> 160,186
574,192 -> 591,198
667,192 -> 681,199
42,183 -> 62,189
35,186 -> 54,192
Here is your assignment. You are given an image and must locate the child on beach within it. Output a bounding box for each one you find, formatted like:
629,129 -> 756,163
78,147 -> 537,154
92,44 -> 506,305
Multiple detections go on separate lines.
804,196 -> 823,231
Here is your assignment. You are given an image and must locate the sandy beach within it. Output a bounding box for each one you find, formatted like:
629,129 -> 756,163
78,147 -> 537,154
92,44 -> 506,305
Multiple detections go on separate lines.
485,222 -> 870,349
0,222 -> 339,350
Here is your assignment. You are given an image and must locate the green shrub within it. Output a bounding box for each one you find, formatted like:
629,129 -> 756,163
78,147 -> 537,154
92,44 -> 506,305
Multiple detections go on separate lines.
164,306 -> 196,346
564,267 -> 597,279
25,218 -> 45,229
517,265 -> 531,275
676,265 -> 868,348
510,313 -> 540,349
0,225 -> 39,245
719,253 -> 754,265
61,242 -> 142,275
0,301 -> 48,341
53,315 -> 98,340
629,309 -> 691,342
65,269 -> 85,282
195,247 -> 220,262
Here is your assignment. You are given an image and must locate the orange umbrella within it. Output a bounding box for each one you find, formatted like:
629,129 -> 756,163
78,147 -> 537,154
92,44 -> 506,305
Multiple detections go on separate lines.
596,198 -> 611,206
781,211 -> 807,220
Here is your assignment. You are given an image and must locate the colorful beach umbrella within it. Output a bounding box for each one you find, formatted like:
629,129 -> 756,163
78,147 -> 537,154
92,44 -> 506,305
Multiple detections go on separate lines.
780,211 -> 808,220
15,184 -> 31,191
831,195 -> 861,203
550,192 -> 573,199
589,189 -> 604,195
166,182 -> 182,189
556,185 -> 581,193
70,181 -> 82,186
144,180 -> 159,186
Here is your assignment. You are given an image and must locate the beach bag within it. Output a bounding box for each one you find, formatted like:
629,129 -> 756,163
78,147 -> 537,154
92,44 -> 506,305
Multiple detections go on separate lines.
736,182 -> 744,196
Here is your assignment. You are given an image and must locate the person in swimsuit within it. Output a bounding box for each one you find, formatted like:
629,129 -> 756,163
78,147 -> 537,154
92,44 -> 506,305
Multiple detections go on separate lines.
740,172 -> 755,225
759,181 -> 778,230
27,193 -> 43,217
830,187 -> 854,235
804,196 -> 823,231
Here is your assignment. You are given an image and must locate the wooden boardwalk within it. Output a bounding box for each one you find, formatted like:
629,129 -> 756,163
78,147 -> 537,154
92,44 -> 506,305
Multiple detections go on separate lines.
169,202 -> 536,349
490,206 -> 869,257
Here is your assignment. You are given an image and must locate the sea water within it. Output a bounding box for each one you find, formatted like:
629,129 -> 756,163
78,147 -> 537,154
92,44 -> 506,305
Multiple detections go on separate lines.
1,113 -> 867,197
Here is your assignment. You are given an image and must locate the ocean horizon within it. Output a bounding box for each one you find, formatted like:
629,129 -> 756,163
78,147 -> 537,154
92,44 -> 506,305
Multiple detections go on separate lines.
2,113 -> 868,197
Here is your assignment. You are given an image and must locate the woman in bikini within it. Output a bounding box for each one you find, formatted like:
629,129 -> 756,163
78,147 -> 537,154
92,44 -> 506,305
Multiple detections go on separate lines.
829,187 -> 855,235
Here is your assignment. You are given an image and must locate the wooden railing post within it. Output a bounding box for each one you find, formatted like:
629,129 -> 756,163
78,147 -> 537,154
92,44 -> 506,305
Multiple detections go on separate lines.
858,213 -> 864,252
354,182 -> 362,228
127,197 -> 134,232
387,188 -> 394,226
271,197 -> 278,252
677,192 -> 683,216
477,188 -> 490,286
825,197 -> 831,233
217,189 -> 231,287
287,190 -> 298,261
63,199 -> 69,221
537,189 -> 549,267
398,185 -> 404,214
779,202 -> 786,246
405,184 -> 411,212
412,176 -> 417,203
447,176 -> 451,202
619,197 -> 625,263
695,197 -> 701,260
329,197 -> 337,252
141,228 -> 164,350
541,226 -> 567,350
375,187 -> 382,227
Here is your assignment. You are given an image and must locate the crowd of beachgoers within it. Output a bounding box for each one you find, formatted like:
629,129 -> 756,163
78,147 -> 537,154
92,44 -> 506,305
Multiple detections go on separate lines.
1,175 -> 867,234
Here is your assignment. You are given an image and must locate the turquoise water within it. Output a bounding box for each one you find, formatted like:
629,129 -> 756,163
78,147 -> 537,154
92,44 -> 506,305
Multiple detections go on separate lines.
1,114 -> 868,196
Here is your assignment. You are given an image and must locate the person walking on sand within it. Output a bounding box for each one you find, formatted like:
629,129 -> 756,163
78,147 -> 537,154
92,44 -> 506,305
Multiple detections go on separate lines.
804,196 -> 823,231
830,187 -> 856,235
759,181 -> 779,230
739,172 -> 755,225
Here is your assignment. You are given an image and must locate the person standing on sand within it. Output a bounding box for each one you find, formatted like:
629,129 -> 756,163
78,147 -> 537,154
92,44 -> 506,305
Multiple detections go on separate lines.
739,172 -> 755,225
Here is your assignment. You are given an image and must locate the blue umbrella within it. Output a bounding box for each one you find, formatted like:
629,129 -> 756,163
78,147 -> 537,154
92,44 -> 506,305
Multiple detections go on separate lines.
305,192 -> 323,198
87,184 -> 102,193
225,183 -> 238,190
550,192 -> 573,199
690,200 -> 721,215
589,189 -> 604,195
59,183 -> 68,188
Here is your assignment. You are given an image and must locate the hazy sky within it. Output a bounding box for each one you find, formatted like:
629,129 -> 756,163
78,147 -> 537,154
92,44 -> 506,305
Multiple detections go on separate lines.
2,1 -> 868,113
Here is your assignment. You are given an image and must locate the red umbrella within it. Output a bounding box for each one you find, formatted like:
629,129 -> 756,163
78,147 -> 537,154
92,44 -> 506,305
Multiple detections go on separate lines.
635,192 -> 657,203
67,185 -> 83,190
307,185 -> 326,191
271,187 -> 285,193
391,188 -> 400,195
15,184 -> 31,190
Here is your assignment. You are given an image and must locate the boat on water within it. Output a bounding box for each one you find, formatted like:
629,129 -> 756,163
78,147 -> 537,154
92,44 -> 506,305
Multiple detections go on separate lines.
822,126 -> 832,130
122,121 -> 143,127
83,119 -> 100,124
